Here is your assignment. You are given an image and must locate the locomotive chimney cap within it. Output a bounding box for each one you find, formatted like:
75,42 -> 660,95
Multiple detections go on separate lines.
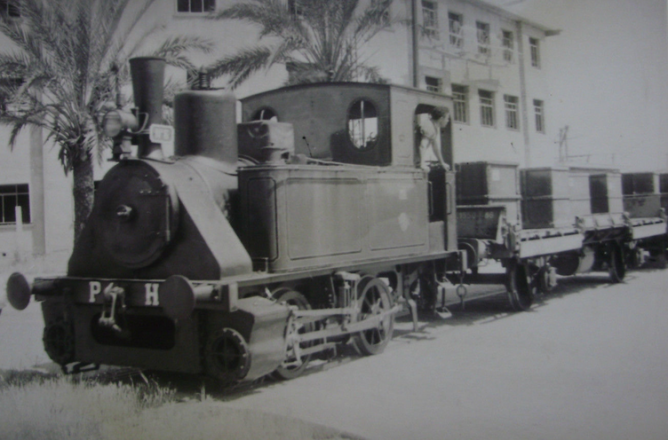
129,56 -> 166,62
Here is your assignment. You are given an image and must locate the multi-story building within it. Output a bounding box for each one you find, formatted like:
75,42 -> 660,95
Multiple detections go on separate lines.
414,0 -> 558,166
0,0 -> 557,263
358,0 -> 559,166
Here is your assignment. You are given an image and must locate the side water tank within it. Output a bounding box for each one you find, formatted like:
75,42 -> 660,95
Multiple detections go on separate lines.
174,90 -> 238,164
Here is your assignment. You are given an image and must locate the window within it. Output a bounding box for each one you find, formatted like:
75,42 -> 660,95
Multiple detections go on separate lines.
0,0 -> 19,17
348,100 -> 378,150
534,99 -> 545,133
371,0 -> 391,27
529,37 -> 540,68
502,30 -> 514,62
288,0 -> 304,17
252,108 -> 278,122
177,0 -> 215,13
422,1 -> 439,39
425,76 -> 441,93
452,85 -> 468,123
448,12 -> 463,48
476,21 -> 490,55
504,95 -> 519,130
0,78 -> 22,114
479,90 -> 494,127
0,184 -> 30,224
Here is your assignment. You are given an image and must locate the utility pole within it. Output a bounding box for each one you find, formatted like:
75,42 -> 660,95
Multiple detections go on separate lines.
557,125 -> 569,162
411,0 -> 420,88
516,21 -> 531,167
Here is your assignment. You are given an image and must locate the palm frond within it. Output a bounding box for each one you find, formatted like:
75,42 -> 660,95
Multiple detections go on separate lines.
207,46 -> 273,89
0,51 -> 34,78
212,0 -> 294,39
210,0 -> 393,88
148,35 -> 215,71
353,0 -> 392,43
0,108 -> 48,150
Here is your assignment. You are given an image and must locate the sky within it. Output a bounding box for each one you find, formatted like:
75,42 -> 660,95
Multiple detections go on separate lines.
484,0 -> 668,170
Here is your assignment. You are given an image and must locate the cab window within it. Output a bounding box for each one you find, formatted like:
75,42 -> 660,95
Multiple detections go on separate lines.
348,99 -> 378,150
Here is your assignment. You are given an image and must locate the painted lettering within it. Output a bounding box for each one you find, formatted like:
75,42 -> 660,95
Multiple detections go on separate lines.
145,283 -> 160,306
89,281 -> 101,303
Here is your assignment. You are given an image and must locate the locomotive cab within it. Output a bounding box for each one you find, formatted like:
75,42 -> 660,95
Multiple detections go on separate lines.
241,83 -> 454,170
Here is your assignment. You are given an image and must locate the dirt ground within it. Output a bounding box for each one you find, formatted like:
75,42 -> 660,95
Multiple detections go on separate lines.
221,269 -> 668,440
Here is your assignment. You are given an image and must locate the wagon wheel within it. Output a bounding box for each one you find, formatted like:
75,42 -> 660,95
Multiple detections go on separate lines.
525,264 -> 542,297
537,265 -> 555,294
506,260 -> 533,311
203,328 -> 251,386
353,277 -> 394,356
608,242 -> 626,283
272,288 -> 314,380
649,240 -> 667,269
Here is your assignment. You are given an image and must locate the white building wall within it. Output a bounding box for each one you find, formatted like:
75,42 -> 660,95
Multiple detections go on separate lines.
521,24 -> 555,166
406,0 -> 555,166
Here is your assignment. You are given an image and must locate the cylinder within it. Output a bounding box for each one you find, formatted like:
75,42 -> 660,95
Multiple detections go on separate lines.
174,90 -> 238,164
129,57 -> 165,130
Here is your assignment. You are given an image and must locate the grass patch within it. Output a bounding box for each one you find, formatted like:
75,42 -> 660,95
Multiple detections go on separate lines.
0,371 -> 174,440
0,370 -> 364,440
115,400 -> 364,440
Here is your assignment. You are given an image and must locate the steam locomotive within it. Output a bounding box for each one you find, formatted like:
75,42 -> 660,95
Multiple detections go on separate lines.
6,57 -> 667,385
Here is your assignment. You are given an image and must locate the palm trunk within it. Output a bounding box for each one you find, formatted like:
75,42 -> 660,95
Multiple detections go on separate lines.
71,149 -> 94,244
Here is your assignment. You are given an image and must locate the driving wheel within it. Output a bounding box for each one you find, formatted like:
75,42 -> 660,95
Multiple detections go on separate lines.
272,288 -> 314,380
353,277 -> 394,356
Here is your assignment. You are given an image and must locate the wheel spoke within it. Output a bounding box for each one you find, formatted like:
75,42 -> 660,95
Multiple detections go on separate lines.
354,277 -> 394,355
273,289 -> 313,380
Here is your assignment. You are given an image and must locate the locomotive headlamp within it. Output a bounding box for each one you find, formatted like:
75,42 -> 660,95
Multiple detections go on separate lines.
102,108 -> 139,160
102,109 -> 138,139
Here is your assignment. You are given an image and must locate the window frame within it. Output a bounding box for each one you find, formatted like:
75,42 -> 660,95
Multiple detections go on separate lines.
425,76 -> 441,93
479,89 -> 495,128
421,0 -> 439,40
252,107 -> 279,122
529,37 -> 541,68
0,78 -> 23,114
534,99 -> 545,133
347,98 -> 380,151
371,0 -> 391,28
448,12 -> 463,48
452,84 -> 468,124
288,0 -> 304,17
0,0 -> 19,18
175,0 -> 216,15
476,21 -> 491,55
0,183 -> 30,225
502,30 -> 514,62
504,95 -> 519,131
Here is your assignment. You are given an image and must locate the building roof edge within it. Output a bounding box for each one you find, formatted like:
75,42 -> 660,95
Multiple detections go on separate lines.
462,0 -> 561,36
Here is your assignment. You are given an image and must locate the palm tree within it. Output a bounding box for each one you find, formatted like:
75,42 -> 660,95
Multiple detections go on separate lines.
0,0 -> 212,242
207,0 -> 393,89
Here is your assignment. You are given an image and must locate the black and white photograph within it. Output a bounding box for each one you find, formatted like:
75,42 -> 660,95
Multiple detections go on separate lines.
0,1 -> 667,439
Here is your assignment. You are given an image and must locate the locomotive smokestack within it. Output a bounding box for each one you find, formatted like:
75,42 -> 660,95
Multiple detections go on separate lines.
129,57 -> 166,158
